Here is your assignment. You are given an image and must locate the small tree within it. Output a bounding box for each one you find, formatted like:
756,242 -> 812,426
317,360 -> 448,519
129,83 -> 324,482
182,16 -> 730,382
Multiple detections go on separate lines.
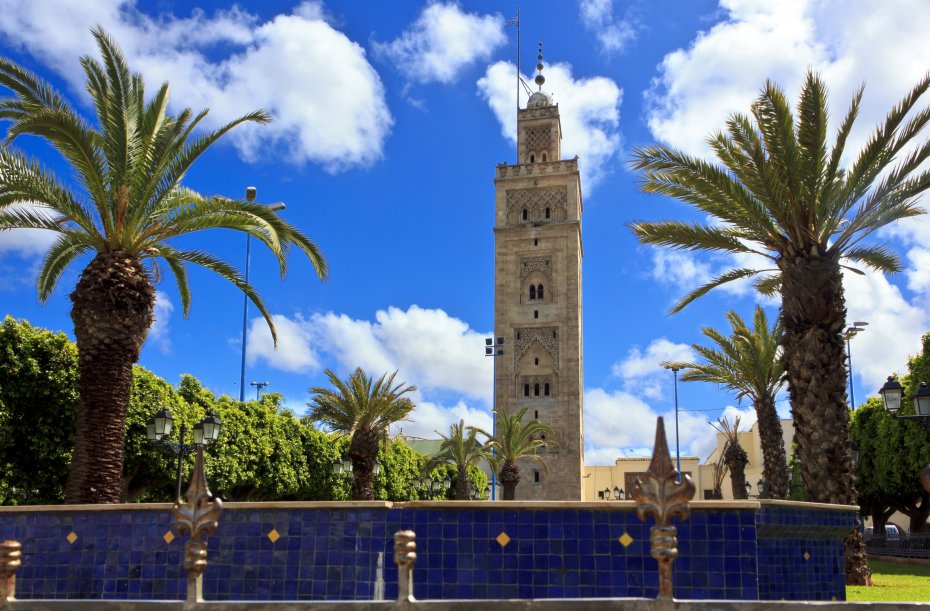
429,420 -> 489,500
307,368 -> 416,500
712,416 -> 749,500
479,407 -> 554,500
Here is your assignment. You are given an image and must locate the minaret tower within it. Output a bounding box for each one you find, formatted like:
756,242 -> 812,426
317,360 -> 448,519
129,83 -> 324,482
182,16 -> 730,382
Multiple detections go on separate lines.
492,45 -> 584,500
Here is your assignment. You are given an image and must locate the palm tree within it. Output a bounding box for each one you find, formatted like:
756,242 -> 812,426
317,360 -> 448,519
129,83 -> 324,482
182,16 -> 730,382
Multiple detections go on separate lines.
308,368 -> 416,500
428,419 -> 489,500
479,407 -> 554,500
712,416 -> 749,500
663,306 -> 789,499
629,72 -> 930,584
0,29 -> 327,504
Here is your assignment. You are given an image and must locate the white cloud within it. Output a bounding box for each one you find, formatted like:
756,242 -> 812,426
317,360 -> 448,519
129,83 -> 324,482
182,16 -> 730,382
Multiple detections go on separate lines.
645,0 -> 930,159
0,0 -> 391,172
397,399 -> 493,440
248,305 -> 493,401
373,3 -> 506,85
611,338 -> 696,399
578,0 -> 638,55
477,60 -> 623,192
0,204 -> 59,258
147,291 -> 174,354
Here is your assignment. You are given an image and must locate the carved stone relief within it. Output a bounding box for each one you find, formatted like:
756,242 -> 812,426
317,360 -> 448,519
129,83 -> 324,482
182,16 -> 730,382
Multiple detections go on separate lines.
525,127 -> 552,154
521,257 -> 552,281
506,186 -> 568,224
514,327 -> 559,373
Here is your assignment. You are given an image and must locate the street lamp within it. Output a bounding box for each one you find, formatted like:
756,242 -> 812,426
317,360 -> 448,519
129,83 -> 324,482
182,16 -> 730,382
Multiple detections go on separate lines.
757,479 -> 765,497
146,410 -> 222,500
878,376 -> 930,495
485,336 -> 505,500
844,322 -> 868,408
745,481 -> 752,498
613,486 -> 624,500
663,364 -> 682,480
249,381 -> 269,401
239,186 -> 286,402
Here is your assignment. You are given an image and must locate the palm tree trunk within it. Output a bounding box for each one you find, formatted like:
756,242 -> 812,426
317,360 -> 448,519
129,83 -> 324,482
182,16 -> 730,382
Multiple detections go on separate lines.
65,252 -> 155,504
779,249 -> 870,585
755,396 -> 789,499
725,442 -> 749,500
349,433 -> 378,501
500,460 -> 519,501
455,466 -> 470,500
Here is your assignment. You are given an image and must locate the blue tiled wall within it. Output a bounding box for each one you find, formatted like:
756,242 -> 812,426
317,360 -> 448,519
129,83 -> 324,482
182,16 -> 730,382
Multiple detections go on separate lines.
0,502 -> 854,602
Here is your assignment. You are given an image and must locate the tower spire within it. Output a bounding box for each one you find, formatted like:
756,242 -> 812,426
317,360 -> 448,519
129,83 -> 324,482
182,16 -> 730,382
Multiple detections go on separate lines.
535,40 -> 545,91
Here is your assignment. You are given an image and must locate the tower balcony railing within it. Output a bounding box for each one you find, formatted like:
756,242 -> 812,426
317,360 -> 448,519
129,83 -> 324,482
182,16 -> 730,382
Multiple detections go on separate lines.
496,158 -> 579,179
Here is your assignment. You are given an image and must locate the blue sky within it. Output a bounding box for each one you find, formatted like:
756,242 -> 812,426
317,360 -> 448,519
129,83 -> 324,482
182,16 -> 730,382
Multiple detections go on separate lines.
1,0 -> 929,465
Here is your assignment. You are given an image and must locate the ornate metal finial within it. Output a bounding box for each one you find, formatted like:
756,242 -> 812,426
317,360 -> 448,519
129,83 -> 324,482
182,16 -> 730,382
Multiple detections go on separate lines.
535,40 -> 545,90
0,540 -> 21,606
394,530 -> 417,603
632,417 -> 696,600
170,446 -> 223,603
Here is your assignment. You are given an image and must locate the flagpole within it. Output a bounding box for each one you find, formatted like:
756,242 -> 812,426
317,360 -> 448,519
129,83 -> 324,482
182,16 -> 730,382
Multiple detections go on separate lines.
516,4 -> 520,129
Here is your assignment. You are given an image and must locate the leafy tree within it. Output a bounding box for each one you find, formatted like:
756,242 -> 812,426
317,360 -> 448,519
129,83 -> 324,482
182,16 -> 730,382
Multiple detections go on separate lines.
629,72 -> 930,583
479,407 -> 554,500
664,306 -> 788,498
428,419 -> 489,500
0,317 -> 77,504
0,30 -> 327,503
307,368 -> 416,500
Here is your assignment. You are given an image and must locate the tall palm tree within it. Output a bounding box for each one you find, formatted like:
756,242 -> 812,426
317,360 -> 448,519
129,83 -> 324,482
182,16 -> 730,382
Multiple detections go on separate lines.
478,407 -> 554,500
0,29 -> 327,504
428,419 -> 488,500
308,368 -> 416,501
629,72 -> 930,584
663,306 -> 789,499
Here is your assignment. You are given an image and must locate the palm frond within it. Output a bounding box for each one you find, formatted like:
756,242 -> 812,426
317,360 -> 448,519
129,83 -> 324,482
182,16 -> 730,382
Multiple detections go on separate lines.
627,220 -> 769,257
37,231 -> 92,301
670,268 -> 763,314
843,245 -> 901,273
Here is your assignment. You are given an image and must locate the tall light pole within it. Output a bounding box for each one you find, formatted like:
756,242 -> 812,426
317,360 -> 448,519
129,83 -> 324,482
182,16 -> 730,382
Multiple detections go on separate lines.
250,380 -> 269,401
239,187 -> 286,402
485,336 -> 505,501
844,321 -> 868,409
663,364 -> 682,480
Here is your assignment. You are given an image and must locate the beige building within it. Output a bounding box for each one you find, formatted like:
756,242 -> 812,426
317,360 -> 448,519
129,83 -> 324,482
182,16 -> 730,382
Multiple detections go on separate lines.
583,419 -> 795,501
492,55 -> 584,500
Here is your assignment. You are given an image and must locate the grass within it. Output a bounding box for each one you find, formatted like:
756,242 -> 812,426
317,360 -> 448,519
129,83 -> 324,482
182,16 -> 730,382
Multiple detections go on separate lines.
847,559 -> 930,601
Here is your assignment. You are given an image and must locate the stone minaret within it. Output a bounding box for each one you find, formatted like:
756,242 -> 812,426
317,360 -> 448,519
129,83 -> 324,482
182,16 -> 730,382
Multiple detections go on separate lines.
492,45 -> 584,500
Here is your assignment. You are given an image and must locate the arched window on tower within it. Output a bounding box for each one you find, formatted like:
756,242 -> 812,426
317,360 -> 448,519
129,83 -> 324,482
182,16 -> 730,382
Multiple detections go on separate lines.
529,285 -> 536,301
529,154 -> 535,163
522,208 -> 528,221
542,152 -> 547,162
544,383 -> 550,396
537,284 -> 544,300
545,207 -> 550,219
534,384 -> 540,397
524,384 -> 530,397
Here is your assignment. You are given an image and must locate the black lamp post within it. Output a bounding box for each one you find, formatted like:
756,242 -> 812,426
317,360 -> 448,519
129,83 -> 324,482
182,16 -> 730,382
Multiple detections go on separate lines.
146,410 -> 221,501
613,485 -> 624,500
745,481 -> 752,498
878,376 -> 930,494
757,479 -> 765,497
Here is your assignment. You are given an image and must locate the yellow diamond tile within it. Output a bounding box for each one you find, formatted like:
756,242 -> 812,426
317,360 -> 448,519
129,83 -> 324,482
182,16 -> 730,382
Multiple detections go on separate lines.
803,551 -> 810,561
495,531 -> 511,548
618,532 -> 634,548
163,530 -> 175,544
267,529 -> 281,543
66,531 -> 78,544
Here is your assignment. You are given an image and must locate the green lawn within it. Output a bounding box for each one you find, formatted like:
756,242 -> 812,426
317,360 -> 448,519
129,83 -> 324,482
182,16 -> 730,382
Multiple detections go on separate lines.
847,559 -> 930,601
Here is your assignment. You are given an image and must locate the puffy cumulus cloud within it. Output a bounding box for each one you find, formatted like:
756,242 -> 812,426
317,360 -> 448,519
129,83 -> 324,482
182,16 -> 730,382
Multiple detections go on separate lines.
373,3 -> 506,85
578,0 -> 638,55
645,0 -> 930,159
147,291 -> 174,354
477,61 -> 623,191
583,387 -> 730,465
247,305 -> 493,402
0,0 -> 391,171
247,314 -> 321,374
611,338 -> 695,399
